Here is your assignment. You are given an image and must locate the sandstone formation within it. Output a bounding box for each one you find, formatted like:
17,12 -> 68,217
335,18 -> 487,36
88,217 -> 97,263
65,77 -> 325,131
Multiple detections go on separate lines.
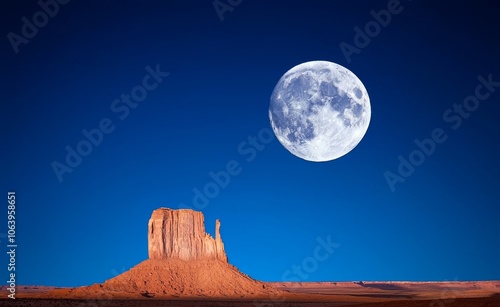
58,208 -> 288,298
72,207 -> 286,298
148,208 -> 227,262
101,258 -> 284,298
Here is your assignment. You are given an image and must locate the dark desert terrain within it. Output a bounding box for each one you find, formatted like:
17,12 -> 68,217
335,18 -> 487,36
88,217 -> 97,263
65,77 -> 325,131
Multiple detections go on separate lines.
3,281 -> 500,307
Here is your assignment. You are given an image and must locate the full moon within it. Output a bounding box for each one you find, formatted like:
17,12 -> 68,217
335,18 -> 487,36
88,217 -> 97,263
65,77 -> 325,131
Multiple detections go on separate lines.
269,61 -> 371,162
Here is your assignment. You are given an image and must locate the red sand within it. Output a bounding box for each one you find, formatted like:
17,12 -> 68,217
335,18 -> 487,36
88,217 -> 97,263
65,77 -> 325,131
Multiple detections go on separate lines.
6,280 -> 499,307
5,257 -> 499,306
99,258 -> 283,298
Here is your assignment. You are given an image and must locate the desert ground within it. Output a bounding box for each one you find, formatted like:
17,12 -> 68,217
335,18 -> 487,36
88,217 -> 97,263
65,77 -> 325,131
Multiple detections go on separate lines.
2,281 -> 500,307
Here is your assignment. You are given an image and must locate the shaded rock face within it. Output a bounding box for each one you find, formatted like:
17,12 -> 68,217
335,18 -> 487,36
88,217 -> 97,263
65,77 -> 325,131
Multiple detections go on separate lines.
148,208 -> 227,262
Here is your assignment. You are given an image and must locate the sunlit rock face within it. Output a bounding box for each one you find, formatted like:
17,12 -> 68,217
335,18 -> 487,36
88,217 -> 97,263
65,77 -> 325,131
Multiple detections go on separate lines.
148,208 -> 227,262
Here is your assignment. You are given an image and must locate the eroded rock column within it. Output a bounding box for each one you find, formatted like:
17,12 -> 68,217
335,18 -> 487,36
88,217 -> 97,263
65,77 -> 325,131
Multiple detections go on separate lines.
148,208 -> 227,262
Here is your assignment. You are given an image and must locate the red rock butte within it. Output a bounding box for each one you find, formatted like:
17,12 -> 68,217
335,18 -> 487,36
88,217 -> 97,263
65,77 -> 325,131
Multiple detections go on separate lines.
148,208 -> 227,262
60,207 -> 284,298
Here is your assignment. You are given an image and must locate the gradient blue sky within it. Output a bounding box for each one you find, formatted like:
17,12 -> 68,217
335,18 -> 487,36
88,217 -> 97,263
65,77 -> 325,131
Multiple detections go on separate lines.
1,0 -> 499,287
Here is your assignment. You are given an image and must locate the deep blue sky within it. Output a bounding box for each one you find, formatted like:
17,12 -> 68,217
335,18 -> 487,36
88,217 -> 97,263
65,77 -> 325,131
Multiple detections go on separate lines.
1,0 -> 499,287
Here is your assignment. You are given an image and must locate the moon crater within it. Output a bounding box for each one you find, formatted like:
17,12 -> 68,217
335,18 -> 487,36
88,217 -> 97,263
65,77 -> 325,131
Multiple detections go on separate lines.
269,61 -> 371,162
